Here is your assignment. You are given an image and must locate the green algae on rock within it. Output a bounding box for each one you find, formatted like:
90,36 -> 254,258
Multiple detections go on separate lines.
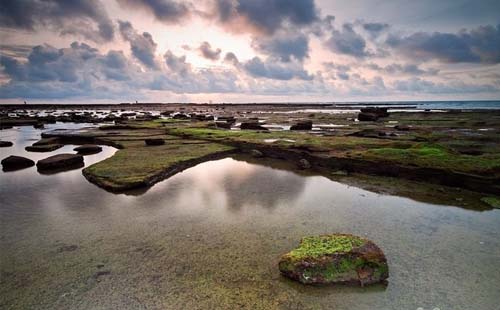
279,234 -> 388,286
481,197 -> 500,209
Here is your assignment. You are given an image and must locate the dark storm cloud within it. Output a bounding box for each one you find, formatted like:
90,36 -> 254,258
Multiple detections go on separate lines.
0,0 -> 114,42
198,42 -> 222,61
213,0 -> 319,34
118,21 -> 158,69
252,32 -> 309,62
326,23 -> 369,58
386,24 -> 500,63
243,57 -> 313,80
117,0 -> 190,23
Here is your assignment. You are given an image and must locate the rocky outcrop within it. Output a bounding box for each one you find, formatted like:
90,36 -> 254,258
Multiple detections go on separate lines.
250,149 -> 264,158
279,234 -> 388,286
290,120 -> 313,130
25,144 -> 63,152
298,158 -> 311,169
145,139 -> 165,146
357,112 -> 379,122
74,144 -> 102,155
1,155 -> 35,171
37,154 -> 84,171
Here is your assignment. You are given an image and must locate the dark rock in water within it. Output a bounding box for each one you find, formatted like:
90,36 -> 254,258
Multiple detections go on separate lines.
290,120 -> 313,130
1,155 -> 35,171
74,144 -> 102,155
173,113 -> 189,119
33,123 -> 45,129
349,129 -> 387,138
279,234 -> 389,286
145,138 -> 165,146
357,112 -> 379,122
250,149 -> 264,158
240,122 -> 268,130
217,116 -> 236,123
0,141 -> 13,147
360,107 -> 389,117
37,154 -> 84,171
394,125 -> 410,131
298,158 -> 311,169
25,144 -> 63,152
215,122 -> 232,129
160,110 -> 174,116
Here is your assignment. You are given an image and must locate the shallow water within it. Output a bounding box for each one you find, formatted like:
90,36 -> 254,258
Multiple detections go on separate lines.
1,124 -> 500,309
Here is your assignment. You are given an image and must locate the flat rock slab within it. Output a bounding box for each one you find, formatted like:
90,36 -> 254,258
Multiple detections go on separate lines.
279,234 -> 388,286
74,144 -> 102,155
25,144 -> 63,152
2,155 -> 35,171
33,137 -> 60,146
37,154 -> 84,171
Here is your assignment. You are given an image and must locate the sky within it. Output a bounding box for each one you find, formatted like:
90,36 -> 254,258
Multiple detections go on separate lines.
0,0 -> 499,104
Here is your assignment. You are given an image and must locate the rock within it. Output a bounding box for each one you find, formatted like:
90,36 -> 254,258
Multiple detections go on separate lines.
37,154 -> 84,171
331,170 -> 349,176
33,123 -> 45,129
278,234 -> 389,286
160,110 -> 174,116
1,155 -> 35,171
481,197 -> 500,209
290,120 -> 313,130
0,141 -> 13,147
360,107 -> 389,117
173,113 -> 189,119
240,122 -> 268,130
250,149 -> 264,158
33,137 -> 60,146
217,116 -> 236,123
394,125 -> 410,131
357,112 -> 379,122
145,138 -> 165,146
215,122 -> 232,129
74,144 -> 102,155
298,158 -> 311,169
25,144 -> 63,152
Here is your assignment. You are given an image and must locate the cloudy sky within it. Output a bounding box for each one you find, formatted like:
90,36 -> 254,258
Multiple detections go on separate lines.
1,0 -> 499,104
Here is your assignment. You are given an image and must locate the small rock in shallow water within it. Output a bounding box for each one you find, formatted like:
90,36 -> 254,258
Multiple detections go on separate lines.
279,234 -> 388,286
0,141 -> 13,147
1,155 -> 35,171
74,144 -> 102,155
37,154 -> 84,171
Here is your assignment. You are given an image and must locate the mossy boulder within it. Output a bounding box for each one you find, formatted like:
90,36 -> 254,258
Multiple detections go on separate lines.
279,234 -> 388,286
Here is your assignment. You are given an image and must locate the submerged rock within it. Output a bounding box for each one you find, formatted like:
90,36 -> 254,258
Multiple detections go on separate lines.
0,141 -> 13,147
74,144 -> 102,155
1,155 -> 35,171
37,154 -> 84,171
290,120 -> 313,130
279,234 -> 388,286
145,138 -> 165,146
298,158 -> 311,169
250,149 -> 264,158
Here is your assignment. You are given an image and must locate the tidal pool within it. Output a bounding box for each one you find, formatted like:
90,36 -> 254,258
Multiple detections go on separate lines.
1,124 -> 500,309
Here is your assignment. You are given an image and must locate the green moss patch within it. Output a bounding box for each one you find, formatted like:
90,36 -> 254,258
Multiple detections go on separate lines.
285,235 -> 365,261
481,197 -> 500,209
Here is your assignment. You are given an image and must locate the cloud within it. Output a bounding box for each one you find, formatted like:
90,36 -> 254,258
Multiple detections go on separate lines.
213,0 -> 318,35
116,0 -> 190,24
0,0 -> 114,43
362,22 -> 389,38
118,21 -> 158,69
242,57 -> 313,80
252,32 -> 309,62
198,41 -> 222,61
326,23 -> 369,58
393,77 -> 496,94
223,52 -> 239,65
164,50 -> 191,76
367,63 -> 439,76
386,24 -> 500,63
